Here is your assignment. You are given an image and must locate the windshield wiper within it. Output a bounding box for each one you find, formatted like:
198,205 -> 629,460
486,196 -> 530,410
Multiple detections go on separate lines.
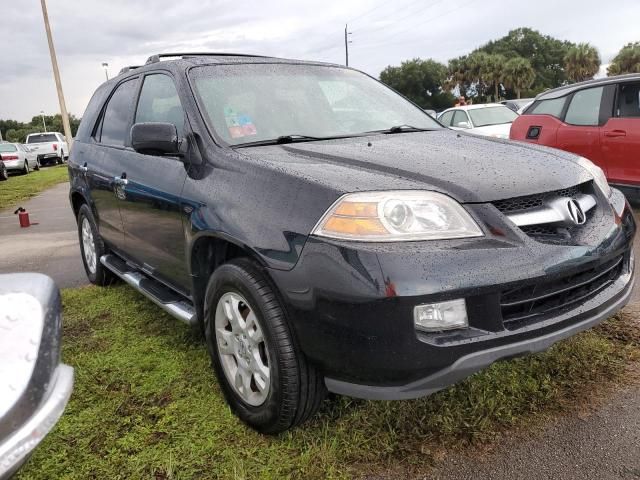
234,134 -> 355,148
366,125 -> 437,135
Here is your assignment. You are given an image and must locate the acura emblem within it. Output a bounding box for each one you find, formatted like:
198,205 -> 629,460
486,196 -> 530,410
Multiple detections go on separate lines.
567,199 -> 586,225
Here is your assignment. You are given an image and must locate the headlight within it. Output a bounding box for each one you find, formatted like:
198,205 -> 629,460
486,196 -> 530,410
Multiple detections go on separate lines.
312,191 -> 483,241
576,156 -> 611,197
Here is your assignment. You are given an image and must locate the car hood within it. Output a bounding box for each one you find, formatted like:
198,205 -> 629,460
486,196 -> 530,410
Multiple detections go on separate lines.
237,130 -> 593,203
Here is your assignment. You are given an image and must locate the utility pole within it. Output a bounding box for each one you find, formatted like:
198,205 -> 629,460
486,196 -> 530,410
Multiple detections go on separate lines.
40,0 -> 73,149
40,111 -> 47,132
102,62 -> 109,81
344,24 -> 352,67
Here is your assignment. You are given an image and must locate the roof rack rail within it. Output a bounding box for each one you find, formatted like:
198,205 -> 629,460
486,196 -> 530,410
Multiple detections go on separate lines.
118,65 -> 142,75
145,52 -> 268,64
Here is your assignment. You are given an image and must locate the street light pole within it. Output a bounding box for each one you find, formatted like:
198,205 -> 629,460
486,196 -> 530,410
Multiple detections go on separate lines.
101,62 -> 109,81
40,111 -> 47,132
39,0 -> 73,149
344,24 -> 353,67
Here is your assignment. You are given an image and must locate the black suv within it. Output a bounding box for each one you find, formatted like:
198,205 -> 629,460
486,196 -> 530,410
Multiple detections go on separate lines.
69,53 -> 636,433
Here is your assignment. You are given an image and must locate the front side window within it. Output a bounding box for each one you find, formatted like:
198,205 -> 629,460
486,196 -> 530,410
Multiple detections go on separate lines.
452,110 -> 470,128
617,82 -> 640,118
26,133 -> 57,144
135,74 -> 185,136
564,87 -> 604,126
529,97 -> 567,118
190,64 -> 441,146
468,106 -> 518,127
100,78 -> 138,146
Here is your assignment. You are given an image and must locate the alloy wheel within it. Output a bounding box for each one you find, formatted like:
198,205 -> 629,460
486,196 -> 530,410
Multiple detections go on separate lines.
81,217 -> 97,274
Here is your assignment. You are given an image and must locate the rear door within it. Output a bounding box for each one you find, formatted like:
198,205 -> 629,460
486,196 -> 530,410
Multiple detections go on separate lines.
118,72 -> 190,292
88,76 -> 140,249
601,81 -> 640,187
555,86 -> 608,172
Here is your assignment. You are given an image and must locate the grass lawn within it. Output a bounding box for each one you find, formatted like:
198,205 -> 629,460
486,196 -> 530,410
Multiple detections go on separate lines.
0,165 -> 69,210
16,285 -> 640,480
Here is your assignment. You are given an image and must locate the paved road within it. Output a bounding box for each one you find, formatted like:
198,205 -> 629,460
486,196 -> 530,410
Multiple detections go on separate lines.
0,183 -> 639,479
0,182 -> 85,288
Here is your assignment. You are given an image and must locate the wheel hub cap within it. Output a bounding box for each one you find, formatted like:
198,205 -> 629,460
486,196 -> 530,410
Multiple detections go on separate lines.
81,218 -> 96,274
214,292 -> 270,406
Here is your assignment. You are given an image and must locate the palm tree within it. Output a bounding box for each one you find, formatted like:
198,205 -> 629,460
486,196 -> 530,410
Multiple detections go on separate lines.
607,42 -> 640,75
503,57 -> 535,99
481,54 -> 506,102
564,43 -> 601,82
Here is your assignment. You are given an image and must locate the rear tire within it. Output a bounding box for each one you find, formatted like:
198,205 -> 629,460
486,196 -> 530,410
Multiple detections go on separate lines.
204,258 -> 326,434
77,204 -> 116,286
0,163 -> 7,181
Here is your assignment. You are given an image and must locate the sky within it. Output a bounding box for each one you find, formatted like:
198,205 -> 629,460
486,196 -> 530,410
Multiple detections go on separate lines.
2,0 -> 639,122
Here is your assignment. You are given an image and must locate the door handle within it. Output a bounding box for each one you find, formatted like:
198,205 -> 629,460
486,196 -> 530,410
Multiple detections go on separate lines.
114,173 -> 128,186
80,162 -> 88,173
604,130 -> 626,138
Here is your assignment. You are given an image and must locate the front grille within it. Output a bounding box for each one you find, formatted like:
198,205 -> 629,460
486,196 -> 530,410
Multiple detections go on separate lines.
493,184 -> 584,214
500,255 -> 624,327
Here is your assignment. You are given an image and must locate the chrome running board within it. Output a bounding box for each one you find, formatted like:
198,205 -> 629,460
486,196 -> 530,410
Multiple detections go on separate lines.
100,254 -> 196,326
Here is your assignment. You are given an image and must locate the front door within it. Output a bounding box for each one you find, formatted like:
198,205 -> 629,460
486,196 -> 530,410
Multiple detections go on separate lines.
602,81 -> 640,187
119,73 -> 190,293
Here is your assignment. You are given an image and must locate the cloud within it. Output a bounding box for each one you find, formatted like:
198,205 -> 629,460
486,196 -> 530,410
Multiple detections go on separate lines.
1,0 -> 639,121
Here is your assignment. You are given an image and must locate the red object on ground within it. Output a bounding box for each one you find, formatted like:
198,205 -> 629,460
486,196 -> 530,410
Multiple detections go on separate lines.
14,207 -> 31,228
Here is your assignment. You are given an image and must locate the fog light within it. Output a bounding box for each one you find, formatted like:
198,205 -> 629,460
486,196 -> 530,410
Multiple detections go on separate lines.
414,299 -> 468,332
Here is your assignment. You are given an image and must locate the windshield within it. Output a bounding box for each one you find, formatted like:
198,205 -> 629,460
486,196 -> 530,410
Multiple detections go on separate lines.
468,107 -> 518,127
26,133 -> 57,143
190,64 -> 442,146
0,144 -> 17,152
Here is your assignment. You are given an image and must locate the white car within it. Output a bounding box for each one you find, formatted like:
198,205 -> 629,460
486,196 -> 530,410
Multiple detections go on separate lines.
437,104 -> 518,139
25,132 -> 68,166
0,143 -> 40,174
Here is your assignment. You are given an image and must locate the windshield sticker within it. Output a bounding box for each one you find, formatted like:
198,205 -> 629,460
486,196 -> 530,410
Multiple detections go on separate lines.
224,107 -> 257,138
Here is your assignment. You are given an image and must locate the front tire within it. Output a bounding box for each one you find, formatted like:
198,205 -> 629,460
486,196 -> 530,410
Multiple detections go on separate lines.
22,161 -> 30,175
204,258 -> 326,434
77,204 -> 115,286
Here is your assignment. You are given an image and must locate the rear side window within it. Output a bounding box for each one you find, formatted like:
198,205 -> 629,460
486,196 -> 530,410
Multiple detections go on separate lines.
617,82 -> 640,118
26,133 -> 57,143
529,97 -> 567,118
99,78 -> 138,146
135,74 -> 185,137
452,110 -> 469,128
564,87 -> 604,126
439,111 -> 454,126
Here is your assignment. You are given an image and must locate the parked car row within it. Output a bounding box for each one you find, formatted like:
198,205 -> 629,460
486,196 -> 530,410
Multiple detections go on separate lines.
0,133 -> 68,181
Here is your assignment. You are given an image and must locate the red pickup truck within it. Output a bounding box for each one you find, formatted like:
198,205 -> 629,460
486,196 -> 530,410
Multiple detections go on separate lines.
510,74 -> 640,200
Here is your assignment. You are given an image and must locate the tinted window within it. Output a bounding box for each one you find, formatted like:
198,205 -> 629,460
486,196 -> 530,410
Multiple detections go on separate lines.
100,79 -> 137,146
191,64 -> 441,146
439,111 -> 454,126
468,106 -> 518,127
135,74 -> 185,136
617,82 -> 640,118
529,97 -> 567,117
564,87 -> 603,126
452,110 -> 470,128
26,133 -> 57,143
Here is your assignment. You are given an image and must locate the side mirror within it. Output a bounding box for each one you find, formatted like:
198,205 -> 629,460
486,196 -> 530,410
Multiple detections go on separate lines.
131,122 -> 180,156
456,121 -> 471,129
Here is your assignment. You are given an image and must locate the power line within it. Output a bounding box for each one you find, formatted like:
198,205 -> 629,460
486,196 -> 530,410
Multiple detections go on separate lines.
353,0 -> 448,36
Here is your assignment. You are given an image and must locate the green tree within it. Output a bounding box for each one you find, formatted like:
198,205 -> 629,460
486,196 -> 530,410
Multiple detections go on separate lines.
503,57 -> 536,98
476,27 -> 575,92
608,42 -> 640,75
564,43 -> 601,82
380,58 -> 455,110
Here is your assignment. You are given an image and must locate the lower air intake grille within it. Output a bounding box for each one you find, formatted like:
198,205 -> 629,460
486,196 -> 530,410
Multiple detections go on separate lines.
500,255 -> 624,327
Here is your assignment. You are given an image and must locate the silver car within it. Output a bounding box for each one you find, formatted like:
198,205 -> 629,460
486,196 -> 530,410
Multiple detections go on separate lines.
0,143 -> 40,174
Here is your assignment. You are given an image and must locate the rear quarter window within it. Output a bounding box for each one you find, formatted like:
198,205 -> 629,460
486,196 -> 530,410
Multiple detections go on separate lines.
528,97 -> 567,118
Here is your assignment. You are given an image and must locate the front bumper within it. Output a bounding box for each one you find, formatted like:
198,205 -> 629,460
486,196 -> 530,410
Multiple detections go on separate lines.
0,365 -> 74,478
269,199 -> 636,400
